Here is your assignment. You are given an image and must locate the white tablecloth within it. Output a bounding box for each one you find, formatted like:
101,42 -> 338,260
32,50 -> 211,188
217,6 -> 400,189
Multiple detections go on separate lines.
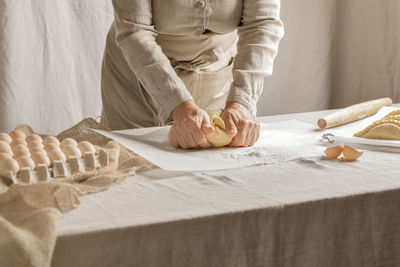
52,108 -> 400,267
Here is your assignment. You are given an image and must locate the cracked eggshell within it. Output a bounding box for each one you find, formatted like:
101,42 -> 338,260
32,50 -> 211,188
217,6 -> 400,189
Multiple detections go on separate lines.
0,133 -> 12,144
62,145 -> 82,160
11,138 -> 27,147
43,136 -> 60,146
324,145 -> 343,159
10,130 -> 26,140
17,156 -> 36,170
44,143 -> 61,153
26,134 -> 43,143
342,145 -> 363,161
0,153 -> 11,160
60,138 -> 78,149
0,141 -> 12,154
78,141 -> 96,155
48,149 -> 67,164
31,152 -> 51,168
0,158 -> 20,175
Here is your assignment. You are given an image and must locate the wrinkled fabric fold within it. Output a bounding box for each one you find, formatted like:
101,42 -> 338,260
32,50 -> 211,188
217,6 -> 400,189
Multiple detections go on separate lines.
101,0 -> 284,129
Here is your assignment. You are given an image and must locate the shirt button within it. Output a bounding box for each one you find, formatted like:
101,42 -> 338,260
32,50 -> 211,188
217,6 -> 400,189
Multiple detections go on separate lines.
196,26 -> 205,32
197,0 -> 206,8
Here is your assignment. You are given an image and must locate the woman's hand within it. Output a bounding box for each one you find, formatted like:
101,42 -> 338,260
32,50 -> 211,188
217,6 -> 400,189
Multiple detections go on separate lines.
170,100 -> 214,149
221,101 -> 260,147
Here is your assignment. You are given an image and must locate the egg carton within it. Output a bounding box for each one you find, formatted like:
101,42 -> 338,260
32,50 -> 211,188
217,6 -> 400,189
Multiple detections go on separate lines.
1,149 -> 109,186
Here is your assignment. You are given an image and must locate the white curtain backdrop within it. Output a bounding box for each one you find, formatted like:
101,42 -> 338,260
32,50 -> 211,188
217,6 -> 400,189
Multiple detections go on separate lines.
0,0 -> 399,134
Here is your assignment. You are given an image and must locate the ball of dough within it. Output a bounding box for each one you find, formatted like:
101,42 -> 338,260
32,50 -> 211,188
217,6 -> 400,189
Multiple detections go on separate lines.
205,110 -> 233,148
167,109 -> 233,148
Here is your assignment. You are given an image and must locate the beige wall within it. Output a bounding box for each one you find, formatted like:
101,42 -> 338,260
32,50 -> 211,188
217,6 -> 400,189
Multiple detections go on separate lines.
258,0 -> 400,116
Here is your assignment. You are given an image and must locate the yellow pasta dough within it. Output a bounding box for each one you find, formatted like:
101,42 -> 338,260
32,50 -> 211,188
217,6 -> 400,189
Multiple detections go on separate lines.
205,110 -> 233,148
168,110 -> 233,148
354,119 -> 400,140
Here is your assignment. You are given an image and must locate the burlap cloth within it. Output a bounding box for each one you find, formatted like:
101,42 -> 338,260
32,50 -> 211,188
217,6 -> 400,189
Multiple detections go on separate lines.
0,118 -> 155,267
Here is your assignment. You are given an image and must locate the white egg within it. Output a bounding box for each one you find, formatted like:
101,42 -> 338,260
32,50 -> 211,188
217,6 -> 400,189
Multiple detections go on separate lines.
43,136 -> 60,146
47,149 -> 67,164
11,138 -> 27,147
29,146 -> 44,153
0,153 -> 11,160
78,141 -> 96,155
0,158 -> 20,175
44,143 -> 61,153
62,145 -> 82,160
0,133 -> 12,144
27,134 -> 43,143
31,152 -> 51,168
60,138 -> 78,149
28,140 -> 44,150
13,149 -> 31,159
16,156 -> 36,170
12,144 -> 29,154
0,141 -> 12,154
9,130 -> 26,140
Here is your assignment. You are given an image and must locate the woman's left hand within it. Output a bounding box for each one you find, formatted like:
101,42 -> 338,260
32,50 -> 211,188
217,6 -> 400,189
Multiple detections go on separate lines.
221,101 -> 260,147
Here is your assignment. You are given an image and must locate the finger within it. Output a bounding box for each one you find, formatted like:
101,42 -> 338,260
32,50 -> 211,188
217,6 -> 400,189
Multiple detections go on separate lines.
169,127 -> 179,148
184,132 -> 198,149
249,123 -> 261,146
243,123 -> 255,147
176,133 -> 189,149
191,128 -> 211,149
170,133 -> 180,148
231,120 -> 250,147
201,113 -> 214,134
189,132 -> 201,149
224,114 -> 237,137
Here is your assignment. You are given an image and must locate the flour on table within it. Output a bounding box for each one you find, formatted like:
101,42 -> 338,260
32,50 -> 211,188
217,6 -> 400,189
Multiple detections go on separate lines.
210,147 -> 291,165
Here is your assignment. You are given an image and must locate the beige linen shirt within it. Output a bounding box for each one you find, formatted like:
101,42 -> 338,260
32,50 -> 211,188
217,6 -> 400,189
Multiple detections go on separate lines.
101,0 -> 284,130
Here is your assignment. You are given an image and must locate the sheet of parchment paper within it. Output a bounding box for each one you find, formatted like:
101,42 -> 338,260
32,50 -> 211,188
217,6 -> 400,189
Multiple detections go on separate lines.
325,106 -> 400,150
94,120 -> 323,171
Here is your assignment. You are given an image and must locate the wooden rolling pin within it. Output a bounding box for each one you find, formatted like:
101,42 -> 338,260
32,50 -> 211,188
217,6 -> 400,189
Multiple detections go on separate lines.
318,97 -> 393,129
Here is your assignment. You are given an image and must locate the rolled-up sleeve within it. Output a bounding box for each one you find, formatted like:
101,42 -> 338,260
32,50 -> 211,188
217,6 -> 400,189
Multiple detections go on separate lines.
227,0 -> 284,114
112,0 -> 193,124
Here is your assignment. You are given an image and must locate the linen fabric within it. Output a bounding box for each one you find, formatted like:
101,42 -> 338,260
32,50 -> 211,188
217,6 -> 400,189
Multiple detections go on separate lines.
53,108 -> 400,267
101,0 -> 284,129
0,119 -> 155,267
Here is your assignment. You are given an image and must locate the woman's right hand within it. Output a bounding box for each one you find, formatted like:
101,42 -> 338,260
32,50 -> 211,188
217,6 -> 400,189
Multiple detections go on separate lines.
170,100 -> 214,149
